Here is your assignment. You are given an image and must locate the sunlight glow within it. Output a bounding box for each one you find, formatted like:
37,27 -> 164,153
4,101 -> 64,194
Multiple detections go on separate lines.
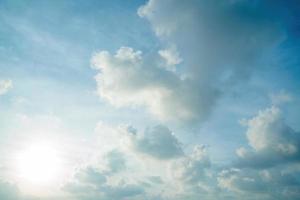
16,142 -> 62,185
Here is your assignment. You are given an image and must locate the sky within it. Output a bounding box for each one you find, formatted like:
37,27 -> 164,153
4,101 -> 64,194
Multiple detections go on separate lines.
0,0 -> 300,199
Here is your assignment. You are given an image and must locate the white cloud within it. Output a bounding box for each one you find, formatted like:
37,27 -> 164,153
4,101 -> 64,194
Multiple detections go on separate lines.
91,47 -> 218,123
247,106 -> 286,151
166,145 -> 220,200
93,122 -> 183,160
138,0 -> 284,82
235,105 -> 300,169
104,150 -> 126,174
218,101 -> 300,199
172,145 -> 210,183
0,79 -> 13,95
63,153 -> 144,200
61,119 -> 300,200
218,168 -> 266,194
93,122 -> 130,154
92,0 -> 285,124
217,167 -> 300,200
126,125 -> 183,160
92,121 -> 186,187
63,122 -> 217,199
158,45 -> 182,70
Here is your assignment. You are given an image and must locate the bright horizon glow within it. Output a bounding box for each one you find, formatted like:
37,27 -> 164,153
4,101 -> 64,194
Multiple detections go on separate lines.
15,142 -> 63,185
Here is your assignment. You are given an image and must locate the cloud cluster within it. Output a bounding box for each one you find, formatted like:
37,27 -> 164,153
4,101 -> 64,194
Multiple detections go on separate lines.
236,106 -> 300,168
63,149 -> 144,200
215,103 -> 300,199
91,0 -> 285,123
172,145 -> 210,184
158,45 -> 182,70
0,79 -> 12,95
91,47 -> 218,123
217,167 -> 300,200
138,0 -> 284,77
64,122 -> 214,199
168,145 -> 219,200
91,0 -> 294,127
126,125 -> 183,159
81,1 -> 300,199
62,110 -> 300,200
1,0 -> 300,200
94,122 -> 183,160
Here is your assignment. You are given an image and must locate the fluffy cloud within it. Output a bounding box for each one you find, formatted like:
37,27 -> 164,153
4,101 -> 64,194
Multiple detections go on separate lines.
63,118 -> 300,200
236,106 -> 300,168
218,168 -> 268,195
158,45 -> 182,70
127,125 -> 183,159
94,122 -> 183,160
172,145 -> 210,184
187,95 -> 298,200
0,79 -> 12,95
216,102 -> 300,199
217,167 -> 300,200
63,148 -> 145,200
104,150 -> 126,174
64,121 -> 216,199
92,0 -> 285,123
165,145 -> 220,200
138,0 -> 283,78
91,47 -> 218,123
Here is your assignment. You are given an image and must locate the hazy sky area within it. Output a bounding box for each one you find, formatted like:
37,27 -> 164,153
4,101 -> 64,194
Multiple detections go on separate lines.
0,0 -> 300,199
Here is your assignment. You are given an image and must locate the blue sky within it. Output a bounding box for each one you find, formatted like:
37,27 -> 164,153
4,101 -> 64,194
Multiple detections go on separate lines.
0,0 -> 300,199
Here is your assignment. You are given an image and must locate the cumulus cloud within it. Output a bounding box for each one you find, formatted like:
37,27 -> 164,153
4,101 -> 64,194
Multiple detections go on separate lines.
63,118 -> 300,200
104,150 -> 126,174
158,45 -> 182,70
126,125 -> 183,159
94,122 -> 183,160
138,0 -> 284,77
218,101 -> 300,199
93,122 -> 130,154
217,167 -> 300,200
64,141 -> 214,200
166,145 -> 221,200
91,0 -> 285,123
218,168 -> 268,194
0,79 -> 13,95
91,47 -> 218,123
236,106 -> 300,168
172,145 -> 210,184
64,1 -> 299,198
64,165 -> 153,200
64,171 -> 144,200
64,121 -> 217,199
63,148 -> 144,200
